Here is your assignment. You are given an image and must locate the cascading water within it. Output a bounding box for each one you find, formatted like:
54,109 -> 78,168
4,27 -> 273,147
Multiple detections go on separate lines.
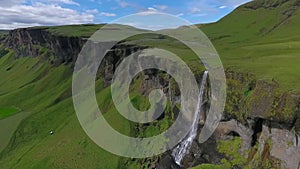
172,71 -> 208,166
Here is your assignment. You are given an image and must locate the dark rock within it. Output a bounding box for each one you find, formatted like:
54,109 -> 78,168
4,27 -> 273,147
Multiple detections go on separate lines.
4,28 -> 86,64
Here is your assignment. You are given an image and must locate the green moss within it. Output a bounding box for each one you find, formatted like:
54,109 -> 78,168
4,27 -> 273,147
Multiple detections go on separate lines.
217,137 -> 248,167
191,164 -> 223,169
225,79 -> 245,121
246,139 -> 280,169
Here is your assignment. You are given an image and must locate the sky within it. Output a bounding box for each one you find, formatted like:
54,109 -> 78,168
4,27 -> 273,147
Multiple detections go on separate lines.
0,0 -> 252,30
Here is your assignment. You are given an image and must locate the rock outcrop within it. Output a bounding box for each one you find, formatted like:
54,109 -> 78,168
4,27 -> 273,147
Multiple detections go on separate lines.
215,119 -> 253,153
4,28 -> 85,64
259,124 -> 300,169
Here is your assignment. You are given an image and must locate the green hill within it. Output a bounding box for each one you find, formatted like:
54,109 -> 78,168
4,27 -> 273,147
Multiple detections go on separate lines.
200,0 -> 300,91
0,48 -> 134,168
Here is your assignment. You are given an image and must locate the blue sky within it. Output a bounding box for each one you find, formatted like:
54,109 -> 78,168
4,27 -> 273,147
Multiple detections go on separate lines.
0,0 -> 252,29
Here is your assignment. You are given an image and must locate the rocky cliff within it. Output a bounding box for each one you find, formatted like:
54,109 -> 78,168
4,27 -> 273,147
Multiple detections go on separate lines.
2,27 -> 146,86
4,28 -> 85,64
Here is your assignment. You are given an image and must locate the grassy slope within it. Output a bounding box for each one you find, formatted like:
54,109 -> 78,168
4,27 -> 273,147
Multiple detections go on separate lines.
30,24 -> 146,38
29,24 -> 105,38
0,107 -> 20,120
0,49 -> 132,168
0,111 -> 30,152
0,48 -> 164,168
200,0 -> 300,91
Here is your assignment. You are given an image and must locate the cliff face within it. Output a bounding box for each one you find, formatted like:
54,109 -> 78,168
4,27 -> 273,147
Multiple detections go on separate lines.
2,28 -> 145,86
4,28 -> 86,64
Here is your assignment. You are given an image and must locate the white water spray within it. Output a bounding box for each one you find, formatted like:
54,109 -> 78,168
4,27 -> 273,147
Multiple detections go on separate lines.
172,71 -> 208,166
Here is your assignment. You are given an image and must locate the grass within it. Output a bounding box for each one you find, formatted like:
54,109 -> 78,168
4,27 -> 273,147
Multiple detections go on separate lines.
212,41 -> 300,92
0,47 -> 161,169
0,111 -> 30,152
0,50 -> 132,168
190,164 -> 223,169
0,98 -> 126,169
29,24 -> 146,38
198,0 -> 300,92
29,24 -> 105,38
0,107 -> 20,120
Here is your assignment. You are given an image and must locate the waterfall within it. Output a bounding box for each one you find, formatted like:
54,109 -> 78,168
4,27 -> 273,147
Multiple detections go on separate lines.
172,71 -> 208,166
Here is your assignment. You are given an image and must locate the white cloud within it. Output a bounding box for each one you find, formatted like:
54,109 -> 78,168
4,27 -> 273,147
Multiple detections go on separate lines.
153,5 -> 168,10
86,9 -> 99,14
216,0 -> 251,8
135,7 -> 160,16
191,7 -> 201,14
176,13 -> 184,17
85,9 -> 116,17
188,0 -> 251,15
116,0 -> 129,8
48,0 -> 80,6
0,3 -> 94,29
147,7 -> 157,11
0,0 -> 26,7
191,3 -> 218,14
99,12 -> 116,17
31,0 -> 80,6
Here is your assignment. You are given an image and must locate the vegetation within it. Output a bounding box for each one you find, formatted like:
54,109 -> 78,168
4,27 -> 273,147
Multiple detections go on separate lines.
199,0 -> 300,92
0,107 -> 20,120
217,137 -> 248,168
30,24 -> 105,38
0,30 -> 9,36
0,49 -> 133,168
0,48 -> 175,168
190,164 -> 223,169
